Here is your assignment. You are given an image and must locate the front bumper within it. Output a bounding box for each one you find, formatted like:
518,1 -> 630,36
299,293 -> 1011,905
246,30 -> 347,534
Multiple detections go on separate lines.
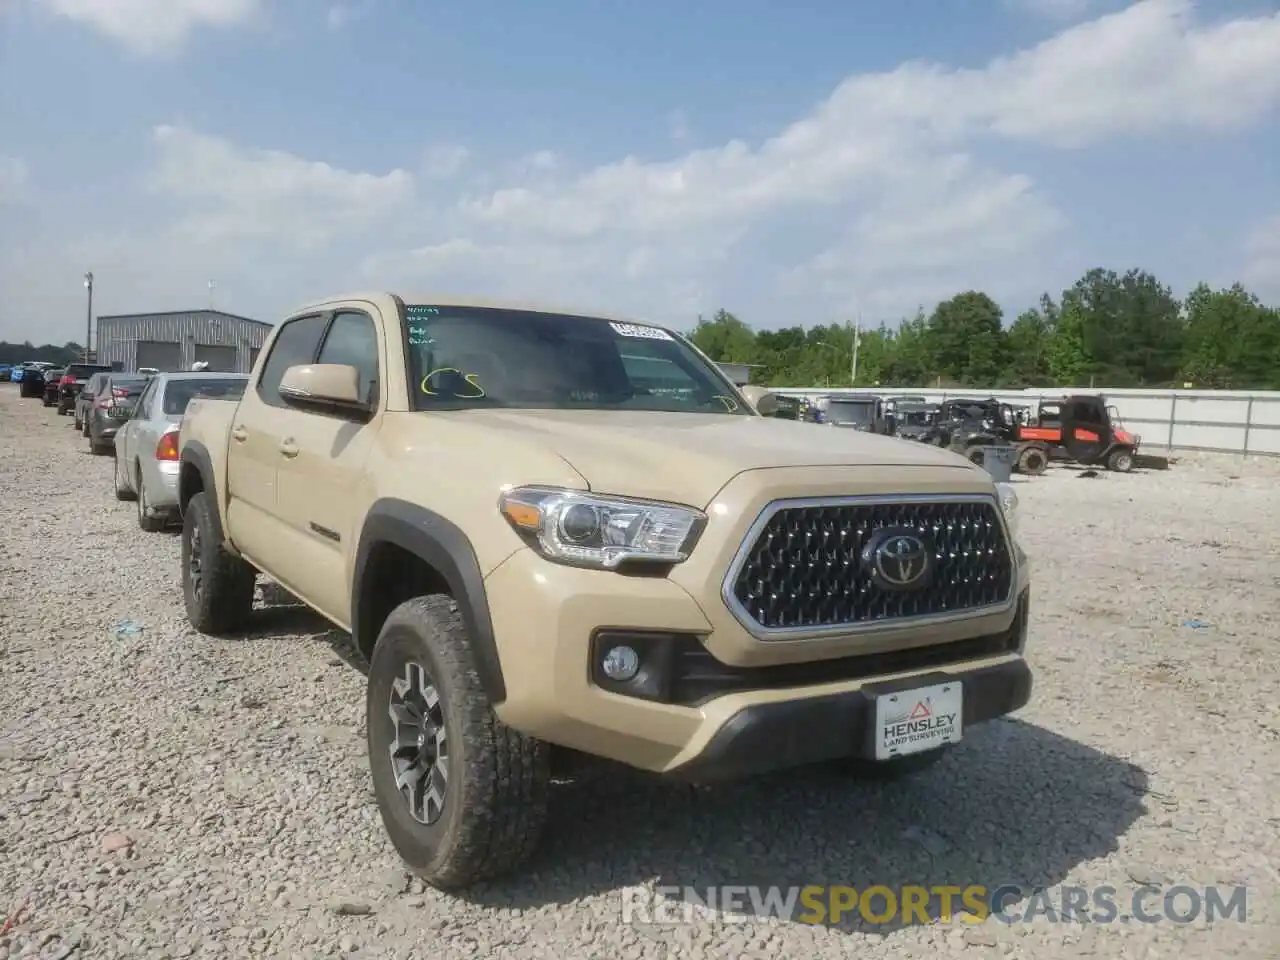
485,544 -> 1033,778
666,657 -> 1031,781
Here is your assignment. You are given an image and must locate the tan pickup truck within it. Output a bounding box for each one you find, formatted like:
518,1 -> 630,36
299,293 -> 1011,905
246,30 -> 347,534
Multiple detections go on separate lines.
177,292 -> 1033,890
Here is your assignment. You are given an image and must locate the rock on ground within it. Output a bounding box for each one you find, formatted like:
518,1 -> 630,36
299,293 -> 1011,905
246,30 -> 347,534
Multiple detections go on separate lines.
1,386 -> 1278,958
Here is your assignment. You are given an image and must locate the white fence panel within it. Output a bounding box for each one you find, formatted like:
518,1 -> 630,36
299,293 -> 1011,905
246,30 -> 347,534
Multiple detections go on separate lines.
773,385 -> 1280,457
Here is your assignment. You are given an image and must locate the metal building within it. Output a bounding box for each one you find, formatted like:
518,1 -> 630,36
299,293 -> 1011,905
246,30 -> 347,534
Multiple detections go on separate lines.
95,310 -> 272,374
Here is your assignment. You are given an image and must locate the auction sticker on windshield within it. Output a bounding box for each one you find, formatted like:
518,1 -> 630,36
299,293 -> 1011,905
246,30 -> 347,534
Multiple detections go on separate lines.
874,682 -> 962,760
610,321 -> 673,341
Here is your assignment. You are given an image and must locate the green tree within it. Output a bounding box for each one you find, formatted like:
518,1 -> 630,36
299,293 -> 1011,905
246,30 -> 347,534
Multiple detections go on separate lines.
1001,304 -> 1054,386
1181,283 -> 1280,389
880,309 -> 933,385
925,291 -> 1007,386
688,309 -> 757,364
1055,268 -> 1184,386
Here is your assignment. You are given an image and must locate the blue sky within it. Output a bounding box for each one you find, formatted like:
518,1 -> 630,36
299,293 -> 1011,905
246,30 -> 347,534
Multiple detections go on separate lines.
1,0 -> 1278,344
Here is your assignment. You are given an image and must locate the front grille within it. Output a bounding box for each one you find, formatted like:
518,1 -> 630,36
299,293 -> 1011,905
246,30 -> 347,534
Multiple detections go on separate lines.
726,496 -> 1014,636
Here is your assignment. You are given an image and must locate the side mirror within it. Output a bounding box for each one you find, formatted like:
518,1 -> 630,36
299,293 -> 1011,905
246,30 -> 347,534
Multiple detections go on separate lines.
279,364 -> 370,418
738,385 -> 779,416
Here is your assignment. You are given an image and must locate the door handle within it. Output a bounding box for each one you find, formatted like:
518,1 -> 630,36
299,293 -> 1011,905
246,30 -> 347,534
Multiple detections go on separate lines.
231,425 -> 248,443
279,438 -> 299,458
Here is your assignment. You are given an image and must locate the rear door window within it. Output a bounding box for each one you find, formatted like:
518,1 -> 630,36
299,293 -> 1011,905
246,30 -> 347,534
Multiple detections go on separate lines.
163,378 -> 248,415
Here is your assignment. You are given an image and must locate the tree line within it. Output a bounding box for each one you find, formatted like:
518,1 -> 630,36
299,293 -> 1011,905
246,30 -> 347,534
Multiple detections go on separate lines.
0,341 -> 86,366
687,268 -> 1280,391
6,267 -> 1277,391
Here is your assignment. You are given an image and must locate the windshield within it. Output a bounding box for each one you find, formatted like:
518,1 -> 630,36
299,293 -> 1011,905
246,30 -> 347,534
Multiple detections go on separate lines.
163,378 -> 246,415
404,304 -> 749,415
110,378 -> 148,395
825,401 -> 875,424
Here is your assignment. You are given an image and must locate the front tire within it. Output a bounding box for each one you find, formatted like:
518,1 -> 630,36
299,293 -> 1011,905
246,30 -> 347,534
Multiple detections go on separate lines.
1017,445 -> 1048,476
181,491 -> 256,634
1107,447 -> 1134,472
367,595 -> 550,890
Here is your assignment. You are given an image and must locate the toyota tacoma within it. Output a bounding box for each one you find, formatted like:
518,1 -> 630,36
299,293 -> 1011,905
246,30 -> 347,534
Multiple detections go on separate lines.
176,293 -> 1033,890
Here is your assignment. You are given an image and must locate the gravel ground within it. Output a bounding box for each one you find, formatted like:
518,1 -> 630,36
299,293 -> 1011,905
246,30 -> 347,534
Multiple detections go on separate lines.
1,385 -> 1278,959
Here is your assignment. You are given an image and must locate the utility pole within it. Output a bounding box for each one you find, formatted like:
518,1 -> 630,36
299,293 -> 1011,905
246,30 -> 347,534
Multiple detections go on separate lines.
848,315 -> 861,385
208,280 -> 216,309
83,272 -> 94,361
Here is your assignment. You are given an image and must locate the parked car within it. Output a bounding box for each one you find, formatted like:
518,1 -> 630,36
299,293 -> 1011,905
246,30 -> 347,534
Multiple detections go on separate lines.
74,373 -> 110,432
177,292 -> 1029,889
85,374 -> 149,455
113,372 -> 249,530
57,362 -> 114,416
17,362 -> 56,398
0,363 -> 12,382
42,368 -> 66,406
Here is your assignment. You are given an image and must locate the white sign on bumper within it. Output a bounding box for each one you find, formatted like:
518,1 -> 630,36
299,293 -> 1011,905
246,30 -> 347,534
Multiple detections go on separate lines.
874,682 -> 963,760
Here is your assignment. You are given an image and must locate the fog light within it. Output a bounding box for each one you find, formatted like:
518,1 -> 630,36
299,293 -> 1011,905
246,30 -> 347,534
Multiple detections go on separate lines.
601,645 -> 640,681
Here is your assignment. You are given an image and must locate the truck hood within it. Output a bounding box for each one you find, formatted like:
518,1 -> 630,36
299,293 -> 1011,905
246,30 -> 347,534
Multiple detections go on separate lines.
453,408 -> 979,506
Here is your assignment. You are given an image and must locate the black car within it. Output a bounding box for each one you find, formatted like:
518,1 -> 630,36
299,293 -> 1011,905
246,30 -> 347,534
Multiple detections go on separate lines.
42,368 -> 66,407
17,362 -> 56,398
58,362 -> 113,415
86,374 -> 150,455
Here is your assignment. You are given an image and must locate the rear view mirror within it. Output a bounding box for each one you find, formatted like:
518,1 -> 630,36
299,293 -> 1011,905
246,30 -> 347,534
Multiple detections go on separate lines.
279,364 -> 369,418
739,385 -> 779,417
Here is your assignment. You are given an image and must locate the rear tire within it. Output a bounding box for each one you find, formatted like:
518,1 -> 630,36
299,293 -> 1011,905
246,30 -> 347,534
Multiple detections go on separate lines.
181,491 -> 256,634
829,747 -> 949,780
1107,447 -> 1134,472
1017,445 -> 1048,476
136,467 -> 166,532
113,450 -> 136,501
965,446 -> 986,466
367,595 -> 551,890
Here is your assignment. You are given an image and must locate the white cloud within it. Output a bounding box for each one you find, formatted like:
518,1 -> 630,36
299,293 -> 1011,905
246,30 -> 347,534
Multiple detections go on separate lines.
410,0 -> 1280,320
147,124 -> 415,246
36,0 -> 263,54
5,0 -> 1280,344
0,156 -> 29,203
779,155 -> 1069,315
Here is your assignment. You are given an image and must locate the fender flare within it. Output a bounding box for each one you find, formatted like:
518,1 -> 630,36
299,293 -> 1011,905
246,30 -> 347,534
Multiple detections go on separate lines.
352,499 -> 506,704
178,441 -> 218,522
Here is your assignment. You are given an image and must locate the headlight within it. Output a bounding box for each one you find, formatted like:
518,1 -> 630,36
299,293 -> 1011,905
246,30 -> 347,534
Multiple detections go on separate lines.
498,486 -> 706,569
995,481 -> 1019,539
